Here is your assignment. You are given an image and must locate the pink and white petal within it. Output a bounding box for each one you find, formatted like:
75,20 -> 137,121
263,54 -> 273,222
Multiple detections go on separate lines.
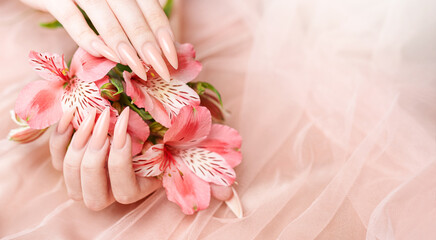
145,78 -> 200,125
133,143 -> 165,177
15,80 -> 64,129
176,147 -> 236,186
123,72 -> 147,108
28,51 -> 68,82
169,43 -> 202,83
164,106 -> 211,148
147,95 -> 172,128
94,76 -> 110,89
127,109 -> 150,156
199,124 -> 242,167
61,78 -> 111,129
70,47 -> 116,82
162,162 -> 211,215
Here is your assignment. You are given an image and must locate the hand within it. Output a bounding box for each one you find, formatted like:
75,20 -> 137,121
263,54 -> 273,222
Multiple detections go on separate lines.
22,0 -> 177,81
50,108 -> 234,211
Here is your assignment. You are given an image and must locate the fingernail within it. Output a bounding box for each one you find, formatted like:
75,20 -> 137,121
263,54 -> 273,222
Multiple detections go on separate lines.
142,43 -> 171,81
157,28 -> 178,69
91,40 -> 120,63
225,187 -> 243,218
57,108 -> 75,134
73,108 -> 96,149
118,42 -> 147,80
113,107 -> 130,149
89,107 -> 110,150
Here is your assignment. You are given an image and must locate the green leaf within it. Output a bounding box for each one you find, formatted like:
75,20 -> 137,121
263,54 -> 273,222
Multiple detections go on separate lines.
115,63 -> 132,73
40,20 -> 62,29
109,78 -> 124,94
163,0 -> 174,18
119,93 -> 154,121
78,6 -> 99,35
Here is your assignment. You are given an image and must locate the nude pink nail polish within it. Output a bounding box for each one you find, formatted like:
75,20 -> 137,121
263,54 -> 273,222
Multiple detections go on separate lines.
117,42 -> 148,80
57,108 -> 75,134
157,28 -> 178,70
91,40 -> 120,63
89,107 -> 110,150
113,107 -> 130,149
142,43 -> 171,81
73,108 -> 96,149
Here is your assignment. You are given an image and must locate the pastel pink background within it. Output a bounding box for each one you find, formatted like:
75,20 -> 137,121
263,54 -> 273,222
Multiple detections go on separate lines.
0,0 -> 435,239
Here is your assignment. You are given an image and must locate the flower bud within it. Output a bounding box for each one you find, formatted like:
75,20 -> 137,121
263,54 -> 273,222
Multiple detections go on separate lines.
100,82 -> 120,101
149,121 -> 168,138
8,110 -> 47,143
200,92 -> 229,123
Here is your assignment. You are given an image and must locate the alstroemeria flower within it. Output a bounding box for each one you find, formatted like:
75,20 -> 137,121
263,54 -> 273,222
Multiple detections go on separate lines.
132,106 -> 242,214
15,48 -> 117,129
124,43 -> 202,128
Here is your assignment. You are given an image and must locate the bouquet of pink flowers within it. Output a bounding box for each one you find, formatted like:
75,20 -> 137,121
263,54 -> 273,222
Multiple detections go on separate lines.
8,43 -> 242,215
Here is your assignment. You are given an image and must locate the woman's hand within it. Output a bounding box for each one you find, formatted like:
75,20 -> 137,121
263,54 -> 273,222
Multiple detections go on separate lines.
50,108 -> 234,211
22,0 -> 177,82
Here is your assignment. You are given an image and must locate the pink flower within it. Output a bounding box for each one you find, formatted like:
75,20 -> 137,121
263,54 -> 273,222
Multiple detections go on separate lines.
15,48 -> 117,129
8,110 -> 47,143
124,43 -> 202,128
132,106 -> 242,214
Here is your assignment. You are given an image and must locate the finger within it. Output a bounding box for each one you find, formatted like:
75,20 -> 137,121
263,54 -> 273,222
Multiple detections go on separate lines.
81,108 -> 114,210
63,109 -> 96,200
49,108 -> 75,171
43,0 -> 119,62
106,0 -> 171,81
137,0 -> 178,70
75,0 -> 147,80
211,184 -> 233,201
108,108 -> 160,204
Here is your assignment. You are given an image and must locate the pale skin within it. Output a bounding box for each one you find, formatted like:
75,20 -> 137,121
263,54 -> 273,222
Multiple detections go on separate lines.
19,0 -> 234,210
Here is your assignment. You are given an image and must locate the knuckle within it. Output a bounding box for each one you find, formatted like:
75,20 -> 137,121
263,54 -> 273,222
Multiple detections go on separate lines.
85,199 -> 108,211
114,194 -> 136,204
64,160 -> 80,172
68,192 -> 83,201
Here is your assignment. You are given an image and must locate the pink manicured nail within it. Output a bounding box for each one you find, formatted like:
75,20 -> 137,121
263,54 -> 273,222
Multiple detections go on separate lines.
118,42 -> 147,80
142,43 -> 171,81
57,108 -> 75,134
113,107 -> 130,149
157,28 -> 178,70
73,108 -> 96,149
91,40 -> 120,63
225,187 -> 243,218
89,107 -> 110,150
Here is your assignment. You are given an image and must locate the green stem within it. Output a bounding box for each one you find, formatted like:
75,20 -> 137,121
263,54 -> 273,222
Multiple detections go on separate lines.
119,93 -> 152,121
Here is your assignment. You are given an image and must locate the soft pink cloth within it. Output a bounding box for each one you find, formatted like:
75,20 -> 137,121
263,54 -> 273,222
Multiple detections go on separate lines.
1,0 -> 435,239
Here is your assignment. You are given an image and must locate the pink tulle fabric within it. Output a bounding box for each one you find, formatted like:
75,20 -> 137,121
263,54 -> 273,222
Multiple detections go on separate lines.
1,0 -> 435,239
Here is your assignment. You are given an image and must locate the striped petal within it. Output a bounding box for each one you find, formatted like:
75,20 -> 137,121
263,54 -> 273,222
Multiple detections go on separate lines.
176,147 -> 236,186
145,78 -> 200,127
133,143 -> 165,177
28,51 -> 68,82
61,77 -> 111,129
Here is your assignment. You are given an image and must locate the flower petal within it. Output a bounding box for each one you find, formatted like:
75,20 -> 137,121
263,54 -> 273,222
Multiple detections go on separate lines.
123,71 -> 147,108
176,147 -> 236,186
15,80 -> 63,129
70,47 -> 116,82
61,77 -> 111,129
145,78 -> 200,127
199,124 -> 242,168
164,106 -> 211,147
8,126 -> 47,144
127,109 -> 150,156
170,43 -> 202,83
162,162 -> 211,215
133,143 -> 165,177
28,51 -> 68,82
